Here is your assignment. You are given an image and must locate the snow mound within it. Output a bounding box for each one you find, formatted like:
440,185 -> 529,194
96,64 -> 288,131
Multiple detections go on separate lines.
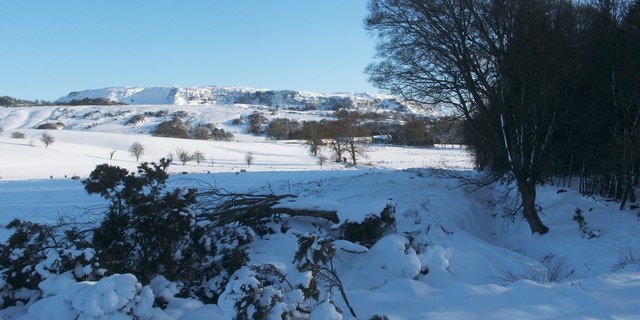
20,274 -> 164,320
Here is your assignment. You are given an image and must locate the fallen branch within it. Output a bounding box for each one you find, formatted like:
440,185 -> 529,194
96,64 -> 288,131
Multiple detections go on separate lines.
195,189 -> 339,226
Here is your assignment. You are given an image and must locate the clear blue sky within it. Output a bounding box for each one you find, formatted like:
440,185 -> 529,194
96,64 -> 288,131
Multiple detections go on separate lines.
0,0 -> 378,101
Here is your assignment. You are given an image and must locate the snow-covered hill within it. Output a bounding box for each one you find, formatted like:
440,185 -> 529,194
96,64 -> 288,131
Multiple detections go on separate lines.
56,86 -> 431,114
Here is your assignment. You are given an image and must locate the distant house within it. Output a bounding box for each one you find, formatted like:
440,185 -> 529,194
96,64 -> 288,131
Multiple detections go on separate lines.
372,134 -> 392,143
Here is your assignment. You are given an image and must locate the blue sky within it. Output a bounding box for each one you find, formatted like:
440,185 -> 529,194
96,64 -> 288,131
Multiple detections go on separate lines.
0,0 -> 378,101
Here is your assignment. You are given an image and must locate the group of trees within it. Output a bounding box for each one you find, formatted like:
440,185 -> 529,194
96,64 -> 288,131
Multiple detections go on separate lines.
0,96 -> 122,107
152,119 -> 234,141
0,96 -> 54,107
367,0 -> 640,234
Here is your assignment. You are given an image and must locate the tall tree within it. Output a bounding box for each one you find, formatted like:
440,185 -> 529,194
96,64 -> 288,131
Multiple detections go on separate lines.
366,0 -> 579,233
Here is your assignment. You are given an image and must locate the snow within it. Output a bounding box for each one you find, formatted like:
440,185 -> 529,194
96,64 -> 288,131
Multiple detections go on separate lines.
1,103 -> 640,319
20,274 -> 163,320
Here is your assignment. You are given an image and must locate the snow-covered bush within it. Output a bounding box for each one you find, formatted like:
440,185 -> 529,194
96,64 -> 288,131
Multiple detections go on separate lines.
185,224 -> 254,302
1,160 -> 257,308
0,220 -> 101,306
294,234 -> 357,318
219,264 -> 302,319
84,159 -> 198,283
341,204 -> 395,247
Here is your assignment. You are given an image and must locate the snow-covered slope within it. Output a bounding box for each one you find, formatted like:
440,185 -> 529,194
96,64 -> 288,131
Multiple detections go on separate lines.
55,86 -> 431,114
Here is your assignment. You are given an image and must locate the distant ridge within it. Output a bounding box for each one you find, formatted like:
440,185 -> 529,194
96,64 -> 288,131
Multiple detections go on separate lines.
56,86 -> 431,113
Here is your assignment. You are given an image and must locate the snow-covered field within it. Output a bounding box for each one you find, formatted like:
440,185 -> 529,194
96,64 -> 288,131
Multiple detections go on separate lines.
1,104 -> 640,319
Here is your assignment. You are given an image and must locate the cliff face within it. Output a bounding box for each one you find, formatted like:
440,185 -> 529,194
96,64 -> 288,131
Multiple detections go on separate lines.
56,86 -> 429,113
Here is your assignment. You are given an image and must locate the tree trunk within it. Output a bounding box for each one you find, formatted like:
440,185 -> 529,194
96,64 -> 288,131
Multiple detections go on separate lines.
517,179 -> 549,234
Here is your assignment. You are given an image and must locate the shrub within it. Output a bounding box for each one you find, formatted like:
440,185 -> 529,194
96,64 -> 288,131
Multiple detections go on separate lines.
172,111 -> 189,119
125,114 -> 146,126
144,110 -> 169,118
612,245 -> 640,271
572,208 -> 600,239
499,253 -> 575,284
341,204 -> 396,247
64,98 -> 122,106
83,160 -> 197,282
11,132 -> 25,139
0,219 -> 101,306
218,265 -> 297,319
247,112 -> 267,135
192,123 -> 234,141
153,119 -> 190,138
294,234 -> 357,318
36,122 -> 64,130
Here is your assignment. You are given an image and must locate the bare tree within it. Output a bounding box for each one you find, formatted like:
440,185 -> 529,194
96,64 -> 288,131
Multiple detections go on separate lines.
301,121 -> 325,156
193,150 -> 206,165
40,132 -> 55,149
128,142 -> 144,162
366,0 -> 579,234
318,155 -> 328,168
327,120 -> 368,165
176,149 -> 193,166
329,138 -> 347,163
344,136 -> 368,166
245,152 -> 255,167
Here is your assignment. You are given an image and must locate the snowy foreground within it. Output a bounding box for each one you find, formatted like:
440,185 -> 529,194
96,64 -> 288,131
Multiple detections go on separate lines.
1,106 -> 640,319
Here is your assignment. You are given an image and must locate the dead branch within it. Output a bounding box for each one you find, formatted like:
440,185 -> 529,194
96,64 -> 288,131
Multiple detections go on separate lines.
195,189 -> 339,226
